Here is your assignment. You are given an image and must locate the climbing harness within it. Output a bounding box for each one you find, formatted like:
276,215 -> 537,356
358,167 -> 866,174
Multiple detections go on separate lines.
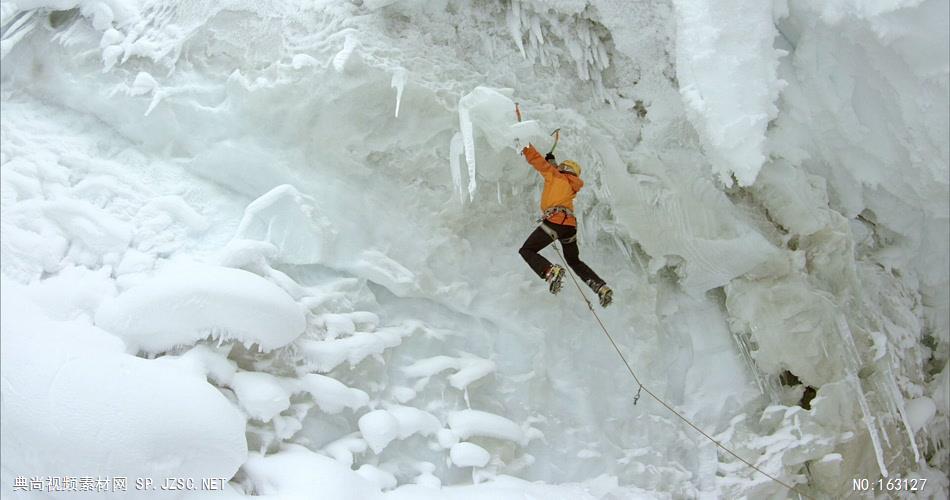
537,205 -> 575,224
537,220 -> 577,245
538,221 -> 559,240
545,235 -> 814,500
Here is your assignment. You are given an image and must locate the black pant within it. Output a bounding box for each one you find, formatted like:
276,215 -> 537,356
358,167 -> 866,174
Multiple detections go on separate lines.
519,222 -> 605,287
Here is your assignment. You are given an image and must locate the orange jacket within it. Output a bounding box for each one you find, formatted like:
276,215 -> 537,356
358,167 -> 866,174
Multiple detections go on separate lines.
522,144 -> 584,226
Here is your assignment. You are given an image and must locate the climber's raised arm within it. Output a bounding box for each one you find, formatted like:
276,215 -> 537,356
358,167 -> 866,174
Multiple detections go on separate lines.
521,144 -> 556,178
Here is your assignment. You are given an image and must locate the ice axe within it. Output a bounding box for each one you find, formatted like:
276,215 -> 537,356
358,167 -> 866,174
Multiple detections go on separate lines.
548,128 -> 561,157
514,103 -> 561,154
513,103 -> 525,150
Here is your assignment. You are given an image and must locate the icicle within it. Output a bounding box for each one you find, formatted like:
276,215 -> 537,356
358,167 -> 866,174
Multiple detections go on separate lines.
877,413 -> 893,448
458,105 -> 477,202
851,374 -> 889,477
565,39 -> 586,80
506,1 -> 526,58
731,328 -> 778,399
496,182 -> 502,204
834,313 -> 889,477
881,359 -> 923,463
391,68 -> 407,118
598,42 -> 610,69
449,132 -> 465,205
0,12 -> 37,60
530,16 -> 543,46
144,91 -> 165,116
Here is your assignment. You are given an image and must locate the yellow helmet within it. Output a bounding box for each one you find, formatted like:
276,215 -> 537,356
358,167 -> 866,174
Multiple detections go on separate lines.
559,160 -> 581,176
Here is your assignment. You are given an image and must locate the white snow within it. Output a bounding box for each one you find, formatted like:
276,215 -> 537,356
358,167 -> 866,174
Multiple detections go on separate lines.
392,386 -> 417,403
298,373 -> 370,414
323,434 -> 369,467
292,53 -> 319,70
320,313 -> 357,337
388,405 -> 442,439
449,442 -> 491,468
129,71 -> 158,97
231,371 -> 291,422
357,464 -> 398,490
297,322 -> 419,373
358,405 -> 441,454
242,444 -> 381,500
403,354 -> 496,390
905,397 -> 937,433
25,264 -> 116,320
672,0 -> 785,185
178,344 -> 238,386
333,34 -> 361,73
233,184 -> 335,265
447,410 -> 525,444
359,410 -> 401,454
94,262 -> 306,353
1,286 -> 247,486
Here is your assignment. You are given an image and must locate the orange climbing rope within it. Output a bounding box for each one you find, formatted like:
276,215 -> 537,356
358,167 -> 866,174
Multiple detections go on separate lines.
548,241 -> 814,500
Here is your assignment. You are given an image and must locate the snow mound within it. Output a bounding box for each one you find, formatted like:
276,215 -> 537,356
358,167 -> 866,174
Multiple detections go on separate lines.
297,321 -> 420,373
359,410 -> 401,454
298,373 -> 370,414
1,288 -> 247,488
449,442 -> 491,468
243,445 -> 634,499
905,397 -> 936,433
385,474 -> 630,500
403,354 -> 496,390
447,410 -> 525,444
243,444 -> 381,500
358,464 -> 398,490
358,406 -> 442,454
231,371 -> 291,422
95,262 -> 306,353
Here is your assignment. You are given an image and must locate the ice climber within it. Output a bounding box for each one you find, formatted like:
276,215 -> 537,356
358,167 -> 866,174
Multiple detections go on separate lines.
518,144 -> 613,307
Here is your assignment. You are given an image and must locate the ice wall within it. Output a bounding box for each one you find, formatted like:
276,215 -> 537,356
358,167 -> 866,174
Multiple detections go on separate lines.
749,0 -> 950,488
0,0 -> 946,498
671,0 -> 784,186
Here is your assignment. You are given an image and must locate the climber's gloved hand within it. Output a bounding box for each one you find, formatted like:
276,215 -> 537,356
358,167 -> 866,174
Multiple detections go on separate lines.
545,152 -> 556,162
